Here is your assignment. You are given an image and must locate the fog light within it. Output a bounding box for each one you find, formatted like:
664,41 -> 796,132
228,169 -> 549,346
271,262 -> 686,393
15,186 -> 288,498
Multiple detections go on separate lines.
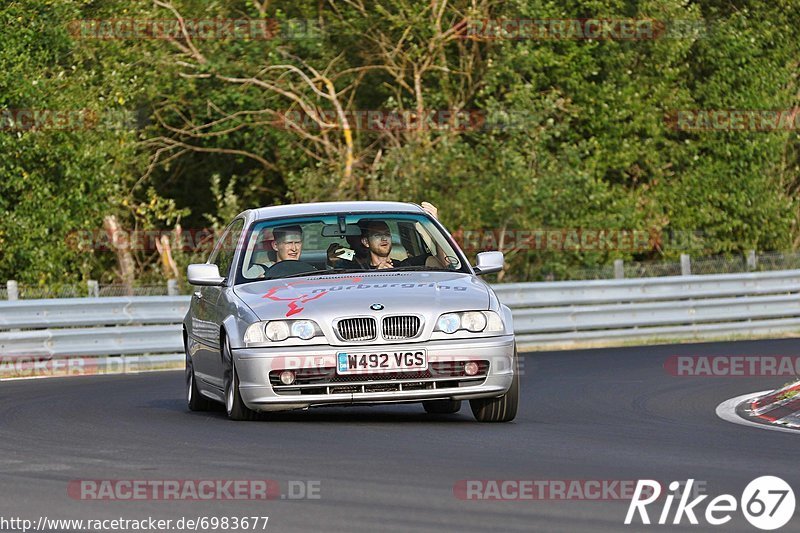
464,362 -> 479,376
279,370 -> 296,385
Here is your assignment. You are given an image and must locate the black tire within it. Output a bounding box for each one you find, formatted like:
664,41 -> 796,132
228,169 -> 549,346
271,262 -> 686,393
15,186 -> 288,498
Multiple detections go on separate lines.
423,399 -> 462,414
186,349 -> 213,412
470,347 -> 519,423
223,335 -> 258,421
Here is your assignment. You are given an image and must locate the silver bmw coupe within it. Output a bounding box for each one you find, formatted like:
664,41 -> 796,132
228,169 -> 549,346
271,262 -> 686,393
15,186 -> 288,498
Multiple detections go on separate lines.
183,201 -> 519,422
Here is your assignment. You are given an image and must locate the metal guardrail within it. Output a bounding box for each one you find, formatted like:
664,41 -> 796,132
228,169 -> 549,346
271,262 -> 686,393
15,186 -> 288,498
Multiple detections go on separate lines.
2,270 -> 800,376
0,296 -> 189,376
501,270 -> 800,348
492,270 -> 800,307
0,297 -> 189,330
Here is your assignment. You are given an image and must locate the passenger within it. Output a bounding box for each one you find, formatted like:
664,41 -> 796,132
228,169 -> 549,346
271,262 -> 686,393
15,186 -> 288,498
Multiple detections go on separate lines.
327,202 -> 442,269
359,220 -> 445,270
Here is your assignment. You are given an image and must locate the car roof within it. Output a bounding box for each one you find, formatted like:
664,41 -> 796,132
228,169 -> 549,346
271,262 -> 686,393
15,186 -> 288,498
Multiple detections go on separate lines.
247,201 -> 425,221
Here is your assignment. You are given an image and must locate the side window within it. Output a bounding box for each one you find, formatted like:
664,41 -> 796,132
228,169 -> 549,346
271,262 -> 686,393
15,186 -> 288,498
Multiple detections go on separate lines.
398,221 -> 424,257
208,219 -> 244,280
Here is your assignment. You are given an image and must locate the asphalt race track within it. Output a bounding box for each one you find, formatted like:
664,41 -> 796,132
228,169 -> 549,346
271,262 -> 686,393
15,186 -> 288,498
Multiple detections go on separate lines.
1,339 -> 798,532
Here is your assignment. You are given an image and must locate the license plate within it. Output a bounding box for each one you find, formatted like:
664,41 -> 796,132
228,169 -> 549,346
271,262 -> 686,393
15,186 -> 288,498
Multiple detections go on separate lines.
336,349 -> 427,375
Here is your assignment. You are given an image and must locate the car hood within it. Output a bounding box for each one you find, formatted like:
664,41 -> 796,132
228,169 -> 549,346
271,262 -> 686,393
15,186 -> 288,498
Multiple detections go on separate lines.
234,271 -> 490,321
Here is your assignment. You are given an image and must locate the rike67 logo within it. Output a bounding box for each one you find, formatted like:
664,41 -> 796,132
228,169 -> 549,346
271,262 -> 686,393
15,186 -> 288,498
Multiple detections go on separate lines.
625,477 -> 795,530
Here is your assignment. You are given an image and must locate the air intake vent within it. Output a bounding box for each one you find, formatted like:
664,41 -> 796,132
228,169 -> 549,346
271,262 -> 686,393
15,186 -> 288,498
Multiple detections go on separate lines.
337,318 -> 377,341
382,315 -> 421,340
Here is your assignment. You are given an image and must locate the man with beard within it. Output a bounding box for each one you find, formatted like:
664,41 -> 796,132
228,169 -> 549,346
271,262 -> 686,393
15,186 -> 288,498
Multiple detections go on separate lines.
327,202 -> 445,269
358,219 -> 447,270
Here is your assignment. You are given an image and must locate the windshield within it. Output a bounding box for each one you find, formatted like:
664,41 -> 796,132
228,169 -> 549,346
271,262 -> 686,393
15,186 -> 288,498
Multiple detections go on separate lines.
235,212 -> 466,283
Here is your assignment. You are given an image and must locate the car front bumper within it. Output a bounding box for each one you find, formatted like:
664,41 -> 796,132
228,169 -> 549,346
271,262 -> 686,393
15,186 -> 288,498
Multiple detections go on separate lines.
232,335 -> 516,412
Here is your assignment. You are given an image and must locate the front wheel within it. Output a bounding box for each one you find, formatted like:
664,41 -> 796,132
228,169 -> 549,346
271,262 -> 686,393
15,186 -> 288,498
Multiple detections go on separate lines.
186,352 -> 212,411
470,348 -> 519,423
223,336 -> 258,421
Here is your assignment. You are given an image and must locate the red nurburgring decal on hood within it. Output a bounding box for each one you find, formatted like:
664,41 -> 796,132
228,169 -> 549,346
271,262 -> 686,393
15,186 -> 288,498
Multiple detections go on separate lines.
262,276 -> 363,317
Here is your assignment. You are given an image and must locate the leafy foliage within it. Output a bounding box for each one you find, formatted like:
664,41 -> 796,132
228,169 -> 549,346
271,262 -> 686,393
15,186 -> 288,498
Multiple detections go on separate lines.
1,0 -> 799,284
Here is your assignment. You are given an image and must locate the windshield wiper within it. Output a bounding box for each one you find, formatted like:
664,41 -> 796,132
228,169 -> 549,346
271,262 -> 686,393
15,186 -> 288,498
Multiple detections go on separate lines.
313,268 -> 368,275
278,268 -> 366,279
387,265 -> 453,272
275,265 -> 452,280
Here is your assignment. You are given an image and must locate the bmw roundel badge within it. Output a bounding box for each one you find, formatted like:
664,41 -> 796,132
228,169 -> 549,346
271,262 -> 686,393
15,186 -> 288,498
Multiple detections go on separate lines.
370,303 -> 384,311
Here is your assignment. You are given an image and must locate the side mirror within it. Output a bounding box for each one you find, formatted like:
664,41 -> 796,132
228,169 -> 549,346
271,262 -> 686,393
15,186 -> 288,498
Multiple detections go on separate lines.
473,251 -> 504,276
187,263 -> 225,286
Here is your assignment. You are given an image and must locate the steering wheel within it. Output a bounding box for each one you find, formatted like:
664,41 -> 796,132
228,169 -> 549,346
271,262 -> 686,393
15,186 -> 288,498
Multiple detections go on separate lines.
262,260 -> 319,280
251,263 -> 271,278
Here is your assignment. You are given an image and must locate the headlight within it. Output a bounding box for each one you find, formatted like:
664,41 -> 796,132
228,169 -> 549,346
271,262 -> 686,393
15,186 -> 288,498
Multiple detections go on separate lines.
265,321 -> 291,341
435,311 -> 504,334
461,311 -> 487,332
291,320 -> 316,340
244,323 -> 267,343
485,311 -> 504,332
437,313 -> 461,334
245,320 -> 323,344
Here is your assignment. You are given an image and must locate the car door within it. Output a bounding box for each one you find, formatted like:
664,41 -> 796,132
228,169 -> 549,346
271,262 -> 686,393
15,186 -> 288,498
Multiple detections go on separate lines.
192,218 -> 244,389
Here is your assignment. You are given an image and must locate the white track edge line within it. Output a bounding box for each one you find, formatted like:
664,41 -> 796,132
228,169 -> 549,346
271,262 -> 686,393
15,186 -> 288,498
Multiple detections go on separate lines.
716,391 -> 800,435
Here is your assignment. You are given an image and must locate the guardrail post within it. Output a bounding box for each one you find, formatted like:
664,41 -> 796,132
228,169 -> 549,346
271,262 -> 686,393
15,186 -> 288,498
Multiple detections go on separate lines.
7,280 -> 18,300
87,280 -> 99,298
613,259 -> 624,279
680,254 -> 691,276
746,250 -> 757,271
167,279 -> 178,296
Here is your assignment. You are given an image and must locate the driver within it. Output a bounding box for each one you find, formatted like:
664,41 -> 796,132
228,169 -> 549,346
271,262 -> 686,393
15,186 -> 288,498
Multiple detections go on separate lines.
271,225 -> 303,262
257,224 -> 319,279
